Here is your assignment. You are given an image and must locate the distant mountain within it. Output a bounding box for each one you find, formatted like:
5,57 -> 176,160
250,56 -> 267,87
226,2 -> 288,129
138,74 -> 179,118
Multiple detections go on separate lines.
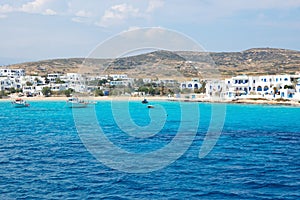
4,48 -> 300,79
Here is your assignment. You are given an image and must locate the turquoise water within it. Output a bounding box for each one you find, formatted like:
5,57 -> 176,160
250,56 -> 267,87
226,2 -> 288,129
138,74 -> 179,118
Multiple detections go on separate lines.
0,101 -> 299,199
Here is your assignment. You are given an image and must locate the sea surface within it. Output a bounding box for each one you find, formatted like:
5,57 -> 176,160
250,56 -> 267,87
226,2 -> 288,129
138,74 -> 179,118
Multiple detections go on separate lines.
0,101 -> 299,199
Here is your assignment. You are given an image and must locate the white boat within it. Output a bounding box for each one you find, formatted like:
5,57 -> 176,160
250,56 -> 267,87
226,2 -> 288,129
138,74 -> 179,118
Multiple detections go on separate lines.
147,105 -> 154,108
11,98 -> 30,108
66,97 -> 89,108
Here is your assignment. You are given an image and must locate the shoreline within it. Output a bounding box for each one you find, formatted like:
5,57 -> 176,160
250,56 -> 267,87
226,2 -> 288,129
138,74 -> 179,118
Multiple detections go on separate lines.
1,96 -> 300,107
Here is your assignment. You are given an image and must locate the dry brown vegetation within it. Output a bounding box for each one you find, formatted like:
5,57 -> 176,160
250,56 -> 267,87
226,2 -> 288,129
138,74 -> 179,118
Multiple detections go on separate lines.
6,48 -> 300,79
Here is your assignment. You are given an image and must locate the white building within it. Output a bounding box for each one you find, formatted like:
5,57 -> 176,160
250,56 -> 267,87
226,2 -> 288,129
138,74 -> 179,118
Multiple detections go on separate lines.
181,79 -> 201,91
61,73 -> 84,83
0,68 -> 25,77
47,74 -> 61,83
222,74 -> 300,99
293,79 -> 300,100
110,80 -> 130,86
0,77 -> 12,91
22,86 -> 37,95
60,73 -> 87,92
49,83 -> 68,92
205,80 -> 226,98
143,78 -> 152,83
21,76 -> 45,86
110,74 -> 128,80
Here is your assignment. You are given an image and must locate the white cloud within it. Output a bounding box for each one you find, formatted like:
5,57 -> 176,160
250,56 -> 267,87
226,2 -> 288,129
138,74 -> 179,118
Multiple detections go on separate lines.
146,0 -> 164,13
0,4 -> 14,13
0,0 -> 58,16
75,10 -> 92,18
20,0 -> 52,14
70,10 -> 92,23
71,17 -> 84,23
44,8 -> 56,15
97,3 -> 142,27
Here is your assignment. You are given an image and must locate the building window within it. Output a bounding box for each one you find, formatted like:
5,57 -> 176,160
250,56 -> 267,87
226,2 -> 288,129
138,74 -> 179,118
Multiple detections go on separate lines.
264,86 -> 269,91
257,86 -> 262,91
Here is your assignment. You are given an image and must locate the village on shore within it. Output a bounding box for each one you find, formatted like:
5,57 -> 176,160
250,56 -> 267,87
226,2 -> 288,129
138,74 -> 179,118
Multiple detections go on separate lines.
1,67 -> 300,105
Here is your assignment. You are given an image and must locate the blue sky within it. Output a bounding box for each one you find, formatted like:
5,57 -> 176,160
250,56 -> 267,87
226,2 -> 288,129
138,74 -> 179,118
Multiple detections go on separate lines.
0,0 -> 299,65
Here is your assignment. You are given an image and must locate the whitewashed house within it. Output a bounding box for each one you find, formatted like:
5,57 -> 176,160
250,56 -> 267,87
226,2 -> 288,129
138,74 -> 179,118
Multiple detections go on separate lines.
49,83 -> 68,92
47,74 -> 61,83
0,77 -> 12,91
110,74 -> 128,80
61,73 -> 87,92
22,86 -> 37,95
206,80 -> 226,99
0,68 -> 25,77
293,79 -> 300,100
181,79 -> 201,91
221,74 -> 300,99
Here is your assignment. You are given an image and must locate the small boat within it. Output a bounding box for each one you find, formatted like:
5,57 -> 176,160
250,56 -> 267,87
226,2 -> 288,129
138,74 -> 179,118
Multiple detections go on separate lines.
66,97 -> 89,108
142,99 -> 148,104
147,105 -> 154,108
11,98 -> 30,108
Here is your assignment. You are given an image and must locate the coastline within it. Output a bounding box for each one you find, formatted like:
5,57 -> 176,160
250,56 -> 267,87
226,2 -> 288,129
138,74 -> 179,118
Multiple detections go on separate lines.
1,96 -> 300,107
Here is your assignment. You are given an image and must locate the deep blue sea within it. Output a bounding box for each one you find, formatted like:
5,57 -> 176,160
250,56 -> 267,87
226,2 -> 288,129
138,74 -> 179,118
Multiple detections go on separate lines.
0,101 -> 299,199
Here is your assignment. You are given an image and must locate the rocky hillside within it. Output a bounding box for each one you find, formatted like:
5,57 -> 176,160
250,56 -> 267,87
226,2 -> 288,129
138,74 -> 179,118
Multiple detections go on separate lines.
4,48 -> 300,79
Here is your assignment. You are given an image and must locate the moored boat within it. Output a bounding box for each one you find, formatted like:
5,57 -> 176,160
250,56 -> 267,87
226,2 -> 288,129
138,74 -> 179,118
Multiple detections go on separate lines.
11,98 -> 30,108
66,97 -> 89,108
142,98 -> 149,104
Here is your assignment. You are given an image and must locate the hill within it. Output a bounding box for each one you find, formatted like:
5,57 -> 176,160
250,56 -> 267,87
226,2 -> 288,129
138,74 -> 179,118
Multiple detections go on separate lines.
4,48 -> 300,79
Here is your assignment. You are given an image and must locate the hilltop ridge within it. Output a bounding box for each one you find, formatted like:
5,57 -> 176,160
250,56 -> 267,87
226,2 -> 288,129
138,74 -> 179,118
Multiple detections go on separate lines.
4,48 -> 300,78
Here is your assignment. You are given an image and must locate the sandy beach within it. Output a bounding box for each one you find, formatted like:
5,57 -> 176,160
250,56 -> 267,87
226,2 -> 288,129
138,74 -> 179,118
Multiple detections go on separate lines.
1,95 -> 300,107
0,95 -> 170,102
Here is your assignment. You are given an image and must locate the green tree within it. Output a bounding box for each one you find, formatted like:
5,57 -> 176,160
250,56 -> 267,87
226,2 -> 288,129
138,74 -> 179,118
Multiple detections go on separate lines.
9,87 -> 16,94
42,87 -> 51,97
64,89 -> 73,97
199,81 -> 206,93
55,78 -> 65,84
34,77 -> 42,85
26,81 -> 33,86
284,85 -> 294,89
149,87 -> 156,96
138,86 -> 149,94
44,77 -> 50,84
98,79 -> 108,86
0,90 -> 6,98
95,89 -> 104,96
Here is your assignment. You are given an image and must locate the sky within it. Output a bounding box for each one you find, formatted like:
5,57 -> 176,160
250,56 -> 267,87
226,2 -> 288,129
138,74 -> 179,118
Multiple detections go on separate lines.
0,0 -> 299,65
